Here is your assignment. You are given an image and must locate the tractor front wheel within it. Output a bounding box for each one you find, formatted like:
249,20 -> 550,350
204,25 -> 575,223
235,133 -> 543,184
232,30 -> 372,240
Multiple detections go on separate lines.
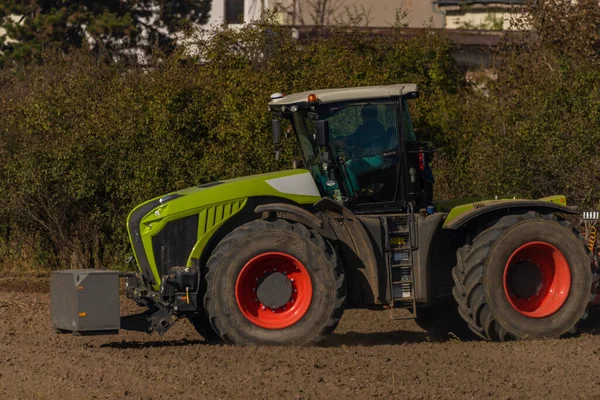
452,211 -> 593,341
203,219 -> 346,346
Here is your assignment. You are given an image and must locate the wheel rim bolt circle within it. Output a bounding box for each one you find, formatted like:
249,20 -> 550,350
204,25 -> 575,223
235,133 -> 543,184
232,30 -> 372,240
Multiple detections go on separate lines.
236,252 -> 313,329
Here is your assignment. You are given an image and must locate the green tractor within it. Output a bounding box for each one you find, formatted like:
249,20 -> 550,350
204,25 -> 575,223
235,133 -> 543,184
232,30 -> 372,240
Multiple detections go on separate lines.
124,83 -> 597,345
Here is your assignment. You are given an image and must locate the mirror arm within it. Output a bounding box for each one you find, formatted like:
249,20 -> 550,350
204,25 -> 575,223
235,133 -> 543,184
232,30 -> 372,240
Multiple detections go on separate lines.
272,118 -> 282,160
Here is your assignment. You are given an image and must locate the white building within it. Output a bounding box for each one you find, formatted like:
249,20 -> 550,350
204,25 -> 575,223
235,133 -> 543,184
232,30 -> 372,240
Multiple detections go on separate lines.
204,0 -> 445,28
204,0 -> 272,26
203,0 -> 528,30
435,0 -> 527,30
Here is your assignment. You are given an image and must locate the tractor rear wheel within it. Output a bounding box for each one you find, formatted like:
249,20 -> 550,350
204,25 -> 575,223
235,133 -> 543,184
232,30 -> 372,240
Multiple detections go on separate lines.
203,219 -> 346,346
452,211 -> 592,341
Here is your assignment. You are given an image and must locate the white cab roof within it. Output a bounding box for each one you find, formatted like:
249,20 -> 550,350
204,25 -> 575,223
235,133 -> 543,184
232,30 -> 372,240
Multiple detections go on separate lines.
268,83 -> 418,107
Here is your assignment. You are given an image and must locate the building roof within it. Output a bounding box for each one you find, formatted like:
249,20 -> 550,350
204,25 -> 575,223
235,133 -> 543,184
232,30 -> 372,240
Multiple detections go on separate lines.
268,83 -> 418,108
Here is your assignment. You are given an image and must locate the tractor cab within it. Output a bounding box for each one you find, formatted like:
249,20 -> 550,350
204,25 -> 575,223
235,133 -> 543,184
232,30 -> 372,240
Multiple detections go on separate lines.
269,84 -> 433,214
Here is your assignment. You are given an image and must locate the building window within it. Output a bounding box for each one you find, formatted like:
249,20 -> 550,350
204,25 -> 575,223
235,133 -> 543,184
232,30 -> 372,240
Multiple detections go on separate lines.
225,0 -> 245,24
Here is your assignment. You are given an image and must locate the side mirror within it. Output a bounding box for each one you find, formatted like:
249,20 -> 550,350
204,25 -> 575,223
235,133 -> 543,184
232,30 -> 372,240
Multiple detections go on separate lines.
272,119 -> 281,145
316,120 -> 329,147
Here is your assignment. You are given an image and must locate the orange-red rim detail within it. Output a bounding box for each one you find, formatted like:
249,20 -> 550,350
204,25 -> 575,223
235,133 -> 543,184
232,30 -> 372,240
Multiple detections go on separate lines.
503,241 -> 571,318
235,252 -> 313,329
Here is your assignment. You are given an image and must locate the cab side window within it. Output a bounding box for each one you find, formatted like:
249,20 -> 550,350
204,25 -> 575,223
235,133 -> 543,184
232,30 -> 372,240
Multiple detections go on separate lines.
328,103 -> 399,202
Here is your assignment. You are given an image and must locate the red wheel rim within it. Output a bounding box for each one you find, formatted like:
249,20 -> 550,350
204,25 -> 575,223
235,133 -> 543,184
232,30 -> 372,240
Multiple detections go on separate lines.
503,241 -> 571,318
235,252 -> 313,329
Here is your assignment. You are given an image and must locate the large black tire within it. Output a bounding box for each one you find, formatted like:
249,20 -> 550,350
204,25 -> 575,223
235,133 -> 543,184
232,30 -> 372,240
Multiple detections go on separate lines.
204,219 -> 346,346
452,211 -> 593,341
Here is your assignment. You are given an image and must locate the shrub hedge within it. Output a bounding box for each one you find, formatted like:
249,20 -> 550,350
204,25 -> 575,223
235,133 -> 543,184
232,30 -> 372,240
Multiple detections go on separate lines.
1,2 -> 599,270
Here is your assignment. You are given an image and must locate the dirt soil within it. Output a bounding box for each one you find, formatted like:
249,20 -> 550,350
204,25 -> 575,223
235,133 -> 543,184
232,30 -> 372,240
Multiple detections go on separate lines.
2,278 -> 600,400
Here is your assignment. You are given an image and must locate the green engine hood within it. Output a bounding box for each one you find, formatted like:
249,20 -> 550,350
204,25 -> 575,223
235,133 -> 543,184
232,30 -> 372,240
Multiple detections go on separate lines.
138,168 -> 321,220
127,169 -> 322,286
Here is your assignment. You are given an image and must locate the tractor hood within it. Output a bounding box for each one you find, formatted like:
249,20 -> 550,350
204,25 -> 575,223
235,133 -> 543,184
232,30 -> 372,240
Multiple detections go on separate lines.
138,169 -> 321,220
126,169 -> 322,285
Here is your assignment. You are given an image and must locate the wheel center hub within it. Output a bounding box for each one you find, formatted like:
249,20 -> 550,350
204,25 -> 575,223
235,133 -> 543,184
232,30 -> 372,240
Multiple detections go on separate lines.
256,272 -> 293,310
508,261 -> 543,299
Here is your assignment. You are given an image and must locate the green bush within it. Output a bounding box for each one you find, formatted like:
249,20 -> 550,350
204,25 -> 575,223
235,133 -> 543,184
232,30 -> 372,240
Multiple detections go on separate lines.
432,0 -> 600,208
3,1 -> 600,272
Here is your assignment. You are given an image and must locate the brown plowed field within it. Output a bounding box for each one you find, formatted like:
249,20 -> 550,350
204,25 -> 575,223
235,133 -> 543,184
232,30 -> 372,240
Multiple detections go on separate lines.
2,277 -> 600,400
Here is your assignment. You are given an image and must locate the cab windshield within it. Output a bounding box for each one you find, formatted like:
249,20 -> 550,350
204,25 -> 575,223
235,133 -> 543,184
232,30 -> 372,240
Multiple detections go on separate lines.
292,100 -> 404,203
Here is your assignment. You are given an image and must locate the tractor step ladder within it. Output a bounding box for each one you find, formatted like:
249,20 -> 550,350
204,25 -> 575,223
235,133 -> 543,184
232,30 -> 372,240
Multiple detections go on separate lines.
384,214 -> 418,321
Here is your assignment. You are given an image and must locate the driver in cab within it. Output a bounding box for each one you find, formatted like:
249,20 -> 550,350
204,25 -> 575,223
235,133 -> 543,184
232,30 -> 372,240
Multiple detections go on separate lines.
332,105 -> 392,193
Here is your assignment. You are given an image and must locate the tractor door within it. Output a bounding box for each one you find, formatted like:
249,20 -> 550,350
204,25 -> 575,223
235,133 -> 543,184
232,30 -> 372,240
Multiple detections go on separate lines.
289,97 -> 425,213
325,100 -> 403,211
324,97 -> 431,214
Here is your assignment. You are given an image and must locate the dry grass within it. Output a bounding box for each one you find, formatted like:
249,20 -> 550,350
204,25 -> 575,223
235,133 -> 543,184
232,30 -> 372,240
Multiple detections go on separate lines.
0,298 -> 29,311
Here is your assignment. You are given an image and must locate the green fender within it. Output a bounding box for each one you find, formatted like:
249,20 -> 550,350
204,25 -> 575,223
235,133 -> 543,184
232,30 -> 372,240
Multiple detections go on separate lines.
442,195 -> 577,229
